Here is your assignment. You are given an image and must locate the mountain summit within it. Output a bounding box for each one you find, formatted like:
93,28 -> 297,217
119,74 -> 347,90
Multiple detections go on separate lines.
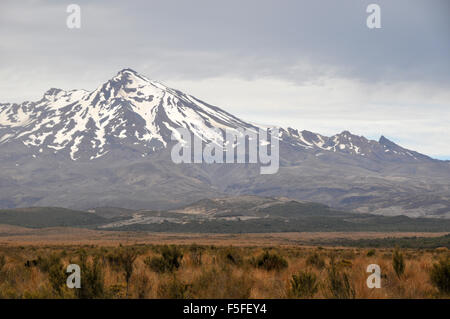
0,69 -> 253,160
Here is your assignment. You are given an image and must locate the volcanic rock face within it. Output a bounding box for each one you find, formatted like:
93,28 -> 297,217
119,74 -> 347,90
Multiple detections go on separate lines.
1,69 -> 449,218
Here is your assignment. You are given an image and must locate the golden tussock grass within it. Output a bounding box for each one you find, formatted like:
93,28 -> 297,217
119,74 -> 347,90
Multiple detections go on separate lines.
0,243 -> 448,299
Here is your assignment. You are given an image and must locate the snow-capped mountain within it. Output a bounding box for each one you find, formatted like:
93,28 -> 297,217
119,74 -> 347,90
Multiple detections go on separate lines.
0,69 -> 432,163
1,69 -> 448,218
0,69 -> 254,161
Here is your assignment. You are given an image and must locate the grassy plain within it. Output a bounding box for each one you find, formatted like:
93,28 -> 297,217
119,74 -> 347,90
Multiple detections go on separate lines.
0,226 -> 448,299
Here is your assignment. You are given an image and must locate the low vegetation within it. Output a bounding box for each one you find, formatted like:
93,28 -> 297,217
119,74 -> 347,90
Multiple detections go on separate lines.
0,244 -> 448,298
144,245 -> 184,273
429,255 -> 450,295
290,270 -> 318,298
326,255 -> 356,298
392,248 -> 405,279
251,251 -> 288,271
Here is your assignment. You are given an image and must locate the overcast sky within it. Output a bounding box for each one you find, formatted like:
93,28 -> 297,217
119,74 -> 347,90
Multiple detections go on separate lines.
0,0 -> 449,158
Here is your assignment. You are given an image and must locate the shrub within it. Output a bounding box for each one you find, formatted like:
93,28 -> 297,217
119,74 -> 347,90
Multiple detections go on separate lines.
342,250 -> 356,260
145,245 -> 183,273
189,266 -> 252,298
306,252 -> 325,270
134,273 -> 151,299
24,259 -> 38,268
157,276 -> 190,299
430,256 -> 450,295
47,261 -> 66,296
0,255 -> 5,272
75,252 -> 105,299
290,270 -> 318,298
145,256 -> 166,273
367,249 -> 376,257
252,251 -> 288,271
326,256 -> 355,299
220,247 -> 243,266
392,248 -> 405,279
115,247 -> 139,296
339,259 -> 353,268
28,253 -> 65,296
106,252 -> 122,272
189,244 -> 204,266
36,254 -> 62,273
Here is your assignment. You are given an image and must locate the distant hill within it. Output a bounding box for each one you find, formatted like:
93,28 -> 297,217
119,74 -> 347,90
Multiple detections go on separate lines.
0,207 -> 107,228
1,196 -> 450,232
97,196 -> 450,233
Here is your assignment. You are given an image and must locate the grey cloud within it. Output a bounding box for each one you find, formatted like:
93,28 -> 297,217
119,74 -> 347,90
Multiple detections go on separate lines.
0,0 -> 449,86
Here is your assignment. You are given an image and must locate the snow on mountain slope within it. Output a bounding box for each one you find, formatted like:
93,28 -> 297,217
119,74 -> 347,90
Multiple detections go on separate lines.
280,128 -> 432,162
0,68 -> 433,163
0,69 -> 255,160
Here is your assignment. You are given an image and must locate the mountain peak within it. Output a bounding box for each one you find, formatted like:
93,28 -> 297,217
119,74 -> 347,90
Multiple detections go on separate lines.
379,135 -> 391,144
116,68 -> 139,76
95,68 -> 154,98
379,135 -> 400,149
338,130 -> 358,138
44,88 -> 64,95
112,68 -> 147,82
42,88 -> 66,102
